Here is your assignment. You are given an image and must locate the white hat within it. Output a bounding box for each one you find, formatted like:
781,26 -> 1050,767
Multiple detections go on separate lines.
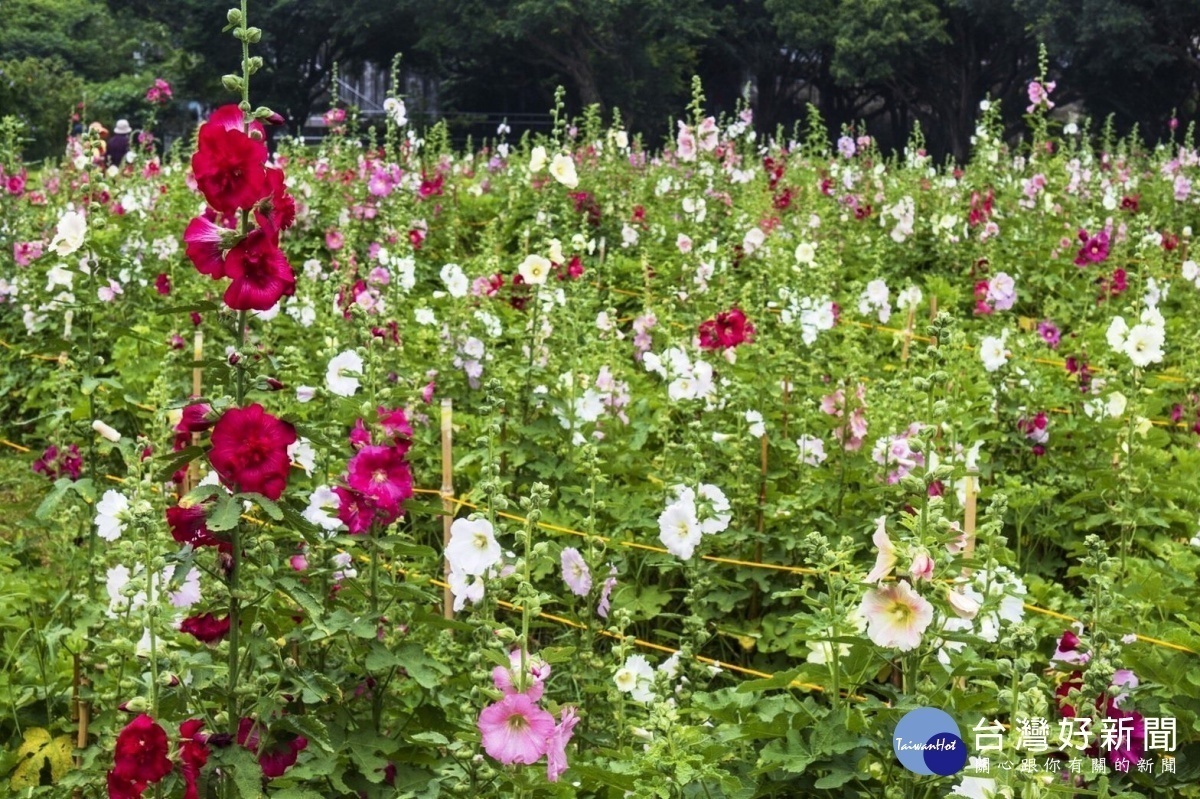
114,119 -> 132,135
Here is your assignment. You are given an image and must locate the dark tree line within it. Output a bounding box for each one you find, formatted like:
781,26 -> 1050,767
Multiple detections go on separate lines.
3,0 -> 1200,160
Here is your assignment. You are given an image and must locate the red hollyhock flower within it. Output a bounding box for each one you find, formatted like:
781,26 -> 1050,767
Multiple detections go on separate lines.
191,107 -> 270,215
176,403 -> 215,434
208,403 -> 297,499
112,714 -> 173,785
184,215 -> 231,279
180,612 -> 232,643
154,273 -> 171,295
179,719 -> 209,799
263,167 -> 295,231
698,307 -> 755,350
346,444 -> 413,515
222,216 -> 296,311
107,770 -> 146,799
166,505 -> 229,551
237,718 -> 308,778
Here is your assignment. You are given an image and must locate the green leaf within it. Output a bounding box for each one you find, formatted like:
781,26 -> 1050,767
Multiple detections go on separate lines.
365,642 -> 402,671
154,445 -> 205,482
540,646 -> 577,664
245,492 -> 283,520
35,478 -> 72,520
396,643 -> 449,688
736,668 -> 802,693
207,493 -> 241,532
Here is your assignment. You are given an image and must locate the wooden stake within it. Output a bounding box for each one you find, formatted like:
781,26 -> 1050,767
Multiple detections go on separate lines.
440,398 -> 454,619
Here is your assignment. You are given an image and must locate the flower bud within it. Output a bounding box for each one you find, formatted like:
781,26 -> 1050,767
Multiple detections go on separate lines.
92,419 -> 122,442
226,8 -> 243,24
221,74 -> 243,93
245,27 -> 262,43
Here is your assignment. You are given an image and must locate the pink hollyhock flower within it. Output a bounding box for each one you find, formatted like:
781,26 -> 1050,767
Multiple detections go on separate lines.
349,418 -> 372,449
13,240 -> 43,266
184,215 -> 232,279
346,444 -> 413,514
909,550 -> 934,581
597,565 -> 617,618
864,516 -> 896,584
478,693 -> 556,765
676,121 -> 696,162
546,707 -> 580,782
376,406 -> 413,443
493,650 -> 552,701
560,547 -> 592,596
325,230 -> 344,250
858,580 -> 933,651
1026,80 -> 1056,112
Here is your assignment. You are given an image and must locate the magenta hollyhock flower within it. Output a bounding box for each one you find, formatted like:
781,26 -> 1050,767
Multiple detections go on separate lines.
1037,320 -> 1061,349
1074,229 -> 1110,266
346,444 -> 413,514
334,486 -> 376,534
13,240 -> 43,266
560,547 -> 592,596
155,273 -> 171,295
180,612 -> 231,643
697,307 -> 755,350
222,217 -> 295,311
349,418 -> 372,450
478,693 -> 556,765
545,707 -> 580,782
376,407 -> 413,443
184,215 -> 231,279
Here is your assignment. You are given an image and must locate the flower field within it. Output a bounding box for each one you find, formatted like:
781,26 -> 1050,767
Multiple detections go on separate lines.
3,16 -> 1200,799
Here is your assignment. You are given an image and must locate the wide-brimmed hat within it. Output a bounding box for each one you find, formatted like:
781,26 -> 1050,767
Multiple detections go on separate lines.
113,119 -> 132,135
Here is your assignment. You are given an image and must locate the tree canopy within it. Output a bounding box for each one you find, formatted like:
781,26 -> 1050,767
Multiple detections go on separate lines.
2,0 -> 1198,160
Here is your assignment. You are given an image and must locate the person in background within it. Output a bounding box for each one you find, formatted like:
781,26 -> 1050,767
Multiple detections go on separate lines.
108,119 -> 132,166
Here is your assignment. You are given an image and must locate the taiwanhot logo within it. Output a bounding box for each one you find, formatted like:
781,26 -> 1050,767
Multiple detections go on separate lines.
893,707 -> 968,776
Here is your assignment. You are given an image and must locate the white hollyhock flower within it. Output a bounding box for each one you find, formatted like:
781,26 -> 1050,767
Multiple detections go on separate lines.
325,350 -> 363,397
440,262 -> 469,297
529,145 -> 548,172
745,410 -> 765,438
742,227 -> 765,255
549,153 -> 578,188
383,97 -> 407,126
1106,316 -> 1130,352
1124,323 -> 1164,367
167,567 -> 203,608
46,263 -> 74,291
448,567 -> 485,612
96,490 -> 129,542
793,241 -> 817,266
658,500 -> 702,559
445,517 -> 502,576
614,654 -> 655,702
287,437 -> 316,476
50,210 -> 87,256
92,419 -> 122,442
796,435 -> 827,466
697,483 -> 731,535
296,385 -> 316,403
979,335 -> 1008,372
518,254 -> 551,285
303,485 -> 343,532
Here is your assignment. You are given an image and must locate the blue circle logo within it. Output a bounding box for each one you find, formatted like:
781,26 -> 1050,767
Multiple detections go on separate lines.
893,708 -> 967,776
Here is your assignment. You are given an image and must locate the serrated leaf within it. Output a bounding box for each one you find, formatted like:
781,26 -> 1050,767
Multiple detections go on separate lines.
540,646 -> 576,664
35,479 -> 72,520
396,643 -> 449,688
155,445 -> 205,482
736,668 -> 802,693
246,493 -> 284,520
207,493 -> 241,532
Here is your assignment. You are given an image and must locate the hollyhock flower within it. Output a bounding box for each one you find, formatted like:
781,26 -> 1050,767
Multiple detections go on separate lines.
183,215 -> 230,279
107,770 -> 145,799
1124,323 -> 1165,367
346,444 -> 413,515
179,719 -> 209,799
333,487 -> 375,535
697,307 -> 755,350
986,272 -> 1016,311
1075,229 -> 1110,266
448,567 -> 485,612
301,485 -> 342,532
180,613 -> 231,643
96,490 -> 129,542
676,121 -> 696,161
1037,320 -> 1061,348
478,693 -> 556,765
546,707 -> 580,782
859,580 -> 933,651
979,334 -> 1008,372
529,145 -> 548,172
910,550 -> 934,581
349,418 -> 372,450
166,505 -> 227,550
493,650 -> 552,701
192,107 -> 269,214
658,500 -> 702,559
167,567 -> 203,608
325,350 -> 363,397
445,517 -> 502,576
14,240 -> 44,266
208,404 -> 297,500
32,444 -> 83,480
864,516 -> 896,583
237,718 -> 308,778
377,407 -> 412,442
549,153 -> 578,188
561,547 -> 592,596
796,435 -> 827,466
112,714 -> 173,786
597,565 -> 617,618
154,273 -> 171,295
613,654 -> 655,702
383,97 -> 407,126
176,403 -> 214,434
222,217 -> 295,311
50,210 -> 87,257
1026,80 -> 1056,112
519,254 -> 552,285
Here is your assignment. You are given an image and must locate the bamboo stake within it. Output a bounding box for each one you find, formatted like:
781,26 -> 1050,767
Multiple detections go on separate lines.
900,303 -> 917,362
185,330 -> 203,494
440,399 -> 454,619
963,475 -> 978,566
